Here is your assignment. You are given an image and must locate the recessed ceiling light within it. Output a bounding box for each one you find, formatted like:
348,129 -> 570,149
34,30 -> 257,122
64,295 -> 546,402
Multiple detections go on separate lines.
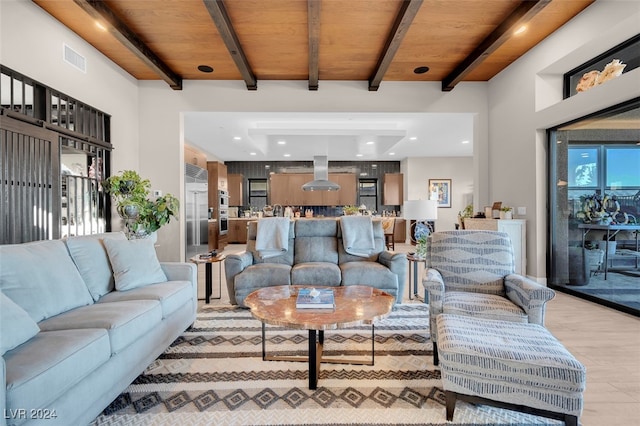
249,152 -> 256,156
277,140 -> 286,145
409,137 -> 417,141
233,136 -> 241,140
461,140 -> 470,144
414,66 -> 430,74
389,152 -> 395,156
283,154 -> 290,157
366,141 -> 374,145
197,65 -> 214,73
514,25 -> 527,35
356,154 -> 363,157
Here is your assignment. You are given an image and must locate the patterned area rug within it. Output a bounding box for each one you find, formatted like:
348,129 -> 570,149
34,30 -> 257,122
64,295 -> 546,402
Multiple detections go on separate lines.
91,304 -> 562,426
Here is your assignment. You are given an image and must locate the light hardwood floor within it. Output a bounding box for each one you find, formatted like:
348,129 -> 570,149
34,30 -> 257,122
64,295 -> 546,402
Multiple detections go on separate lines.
201,243 -> 640,426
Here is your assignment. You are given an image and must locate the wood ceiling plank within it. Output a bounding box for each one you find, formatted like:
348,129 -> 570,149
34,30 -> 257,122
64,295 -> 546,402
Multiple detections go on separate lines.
73,0 -> 183,90
223,0 -> 308,81
203,0 -> 257,90
319,0 -> 402,81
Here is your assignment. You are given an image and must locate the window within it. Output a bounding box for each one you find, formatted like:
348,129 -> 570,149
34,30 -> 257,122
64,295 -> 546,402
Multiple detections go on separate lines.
607,148 -> 640,188
249,179 -> 268,210
358,179 -> 378,212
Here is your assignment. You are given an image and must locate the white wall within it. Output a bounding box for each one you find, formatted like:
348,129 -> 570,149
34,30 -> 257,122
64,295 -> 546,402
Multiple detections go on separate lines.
487,0 -> 640,279
403,156 -> 474,233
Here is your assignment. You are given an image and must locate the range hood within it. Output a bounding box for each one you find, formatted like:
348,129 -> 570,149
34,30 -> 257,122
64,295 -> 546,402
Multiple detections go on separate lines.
301,156 -> 341,191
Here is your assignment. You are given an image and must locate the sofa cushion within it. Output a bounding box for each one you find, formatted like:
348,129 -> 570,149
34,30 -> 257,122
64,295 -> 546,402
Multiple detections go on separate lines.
0,293 -> 40,356
103,238 -> 168,291
340,261 -> 398,289
443,291 -> 528,323
65,231 -> 127,301
295,237 -> 339,264
4,328 -> 110,422
292,262 -> 341,286
38,300 -> 162,354
234,263 -> 292,306
0,240 -> 94,322
97,281 -> 193,318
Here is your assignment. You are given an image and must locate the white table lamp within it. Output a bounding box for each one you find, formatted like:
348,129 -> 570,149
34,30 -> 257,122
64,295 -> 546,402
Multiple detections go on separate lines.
403,199 -> 438,242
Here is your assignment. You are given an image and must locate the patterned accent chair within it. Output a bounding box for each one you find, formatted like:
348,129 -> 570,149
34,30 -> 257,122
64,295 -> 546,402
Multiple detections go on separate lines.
422,230 -> 556,365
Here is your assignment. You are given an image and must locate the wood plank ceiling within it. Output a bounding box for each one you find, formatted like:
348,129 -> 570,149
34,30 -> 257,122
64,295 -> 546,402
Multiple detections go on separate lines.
33,0 -> 594,91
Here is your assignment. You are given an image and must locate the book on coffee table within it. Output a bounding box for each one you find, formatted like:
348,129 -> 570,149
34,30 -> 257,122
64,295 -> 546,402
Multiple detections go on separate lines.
296,288 -> 335,309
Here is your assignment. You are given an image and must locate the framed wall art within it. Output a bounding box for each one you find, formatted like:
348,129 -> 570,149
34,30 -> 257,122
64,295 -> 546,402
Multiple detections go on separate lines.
429,179 -> 451,208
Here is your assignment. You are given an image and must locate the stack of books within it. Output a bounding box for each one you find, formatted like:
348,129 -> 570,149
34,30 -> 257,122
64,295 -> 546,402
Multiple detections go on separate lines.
296,288 -> 335,309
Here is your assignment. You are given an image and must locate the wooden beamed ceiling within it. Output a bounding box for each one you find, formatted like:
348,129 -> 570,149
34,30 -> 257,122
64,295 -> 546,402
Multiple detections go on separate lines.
34,0 -> 594,92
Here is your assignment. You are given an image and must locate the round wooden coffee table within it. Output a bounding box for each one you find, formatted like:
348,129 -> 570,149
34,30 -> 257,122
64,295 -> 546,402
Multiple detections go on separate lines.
244,285 -> 394,389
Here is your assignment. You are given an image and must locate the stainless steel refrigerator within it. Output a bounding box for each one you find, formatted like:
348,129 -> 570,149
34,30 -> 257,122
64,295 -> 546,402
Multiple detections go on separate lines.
185,163 -> 209,261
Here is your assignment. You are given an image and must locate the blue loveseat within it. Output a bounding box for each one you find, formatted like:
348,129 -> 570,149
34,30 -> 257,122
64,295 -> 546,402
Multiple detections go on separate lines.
0,232 -> 197,426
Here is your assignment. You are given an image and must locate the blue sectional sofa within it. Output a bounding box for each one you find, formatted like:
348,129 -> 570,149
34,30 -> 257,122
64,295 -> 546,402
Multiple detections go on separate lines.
224,218 -> 407,307
0,232 -> 197,426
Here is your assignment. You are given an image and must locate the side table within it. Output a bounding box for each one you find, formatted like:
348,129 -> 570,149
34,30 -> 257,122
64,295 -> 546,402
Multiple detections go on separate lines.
189,254 -> 226,303
407,254 -> 427,302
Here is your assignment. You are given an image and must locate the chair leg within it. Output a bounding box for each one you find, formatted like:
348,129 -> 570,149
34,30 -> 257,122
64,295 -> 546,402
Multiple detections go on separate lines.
445,391 -> 457,421
433,341 -> 439,366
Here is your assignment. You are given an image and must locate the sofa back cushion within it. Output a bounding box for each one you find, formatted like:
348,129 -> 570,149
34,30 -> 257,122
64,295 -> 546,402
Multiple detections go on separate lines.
0,292 -> 41,355
65,232 -> 127,301
0,240 -> 94,322
338,219 -> 385,264
103,238 -> 168,290
246,220 -> 295,266
294,219 -> 339,263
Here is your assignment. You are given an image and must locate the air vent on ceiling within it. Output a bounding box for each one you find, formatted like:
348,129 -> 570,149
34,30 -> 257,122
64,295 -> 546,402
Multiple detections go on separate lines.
63,44 -> 86,73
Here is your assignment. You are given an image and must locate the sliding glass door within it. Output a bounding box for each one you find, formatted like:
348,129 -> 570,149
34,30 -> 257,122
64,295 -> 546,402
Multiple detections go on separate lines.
548,98 -> 640,315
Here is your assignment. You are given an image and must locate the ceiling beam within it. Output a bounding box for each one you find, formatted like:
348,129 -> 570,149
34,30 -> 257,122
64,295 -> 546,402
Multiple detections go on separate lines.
203,0 -> 257,90
308,0 -> 321,91
441,0 -> 551,91
73,0 -> 182,90
368,0 -> 423,91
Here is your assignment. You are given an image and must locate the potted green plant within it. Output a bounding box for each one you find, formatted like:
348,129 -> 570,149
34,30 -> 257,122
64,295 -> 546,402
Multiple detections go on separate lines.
138,194 -> 180,234
500,206 -> 513,220
104,170 -> 179,239
343,205 -> 360,215
457,204 -> 473,229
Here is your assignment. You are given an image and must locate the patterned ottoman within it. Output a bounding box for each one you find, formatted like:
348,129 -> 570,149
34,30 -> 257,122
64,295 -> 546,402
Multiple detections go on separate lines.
436,314 -> 586,426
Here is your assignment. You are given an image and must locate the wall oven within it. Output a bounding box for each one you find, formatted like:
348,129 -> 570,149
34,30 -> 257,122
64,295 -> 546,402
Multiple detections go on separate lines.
219,209 -> 229,235
218,190 -> 229,235
218,190 -> 229,209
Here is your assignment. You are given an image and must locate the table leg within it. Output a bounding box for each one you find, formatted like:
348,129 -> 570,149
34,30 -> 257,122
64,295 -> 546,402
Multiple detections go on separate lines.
205,262 -> 212,303
309,330 -> 320,390
408,260 -> 414,300
261,322 -> 267,361
413,260 -> 419,298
